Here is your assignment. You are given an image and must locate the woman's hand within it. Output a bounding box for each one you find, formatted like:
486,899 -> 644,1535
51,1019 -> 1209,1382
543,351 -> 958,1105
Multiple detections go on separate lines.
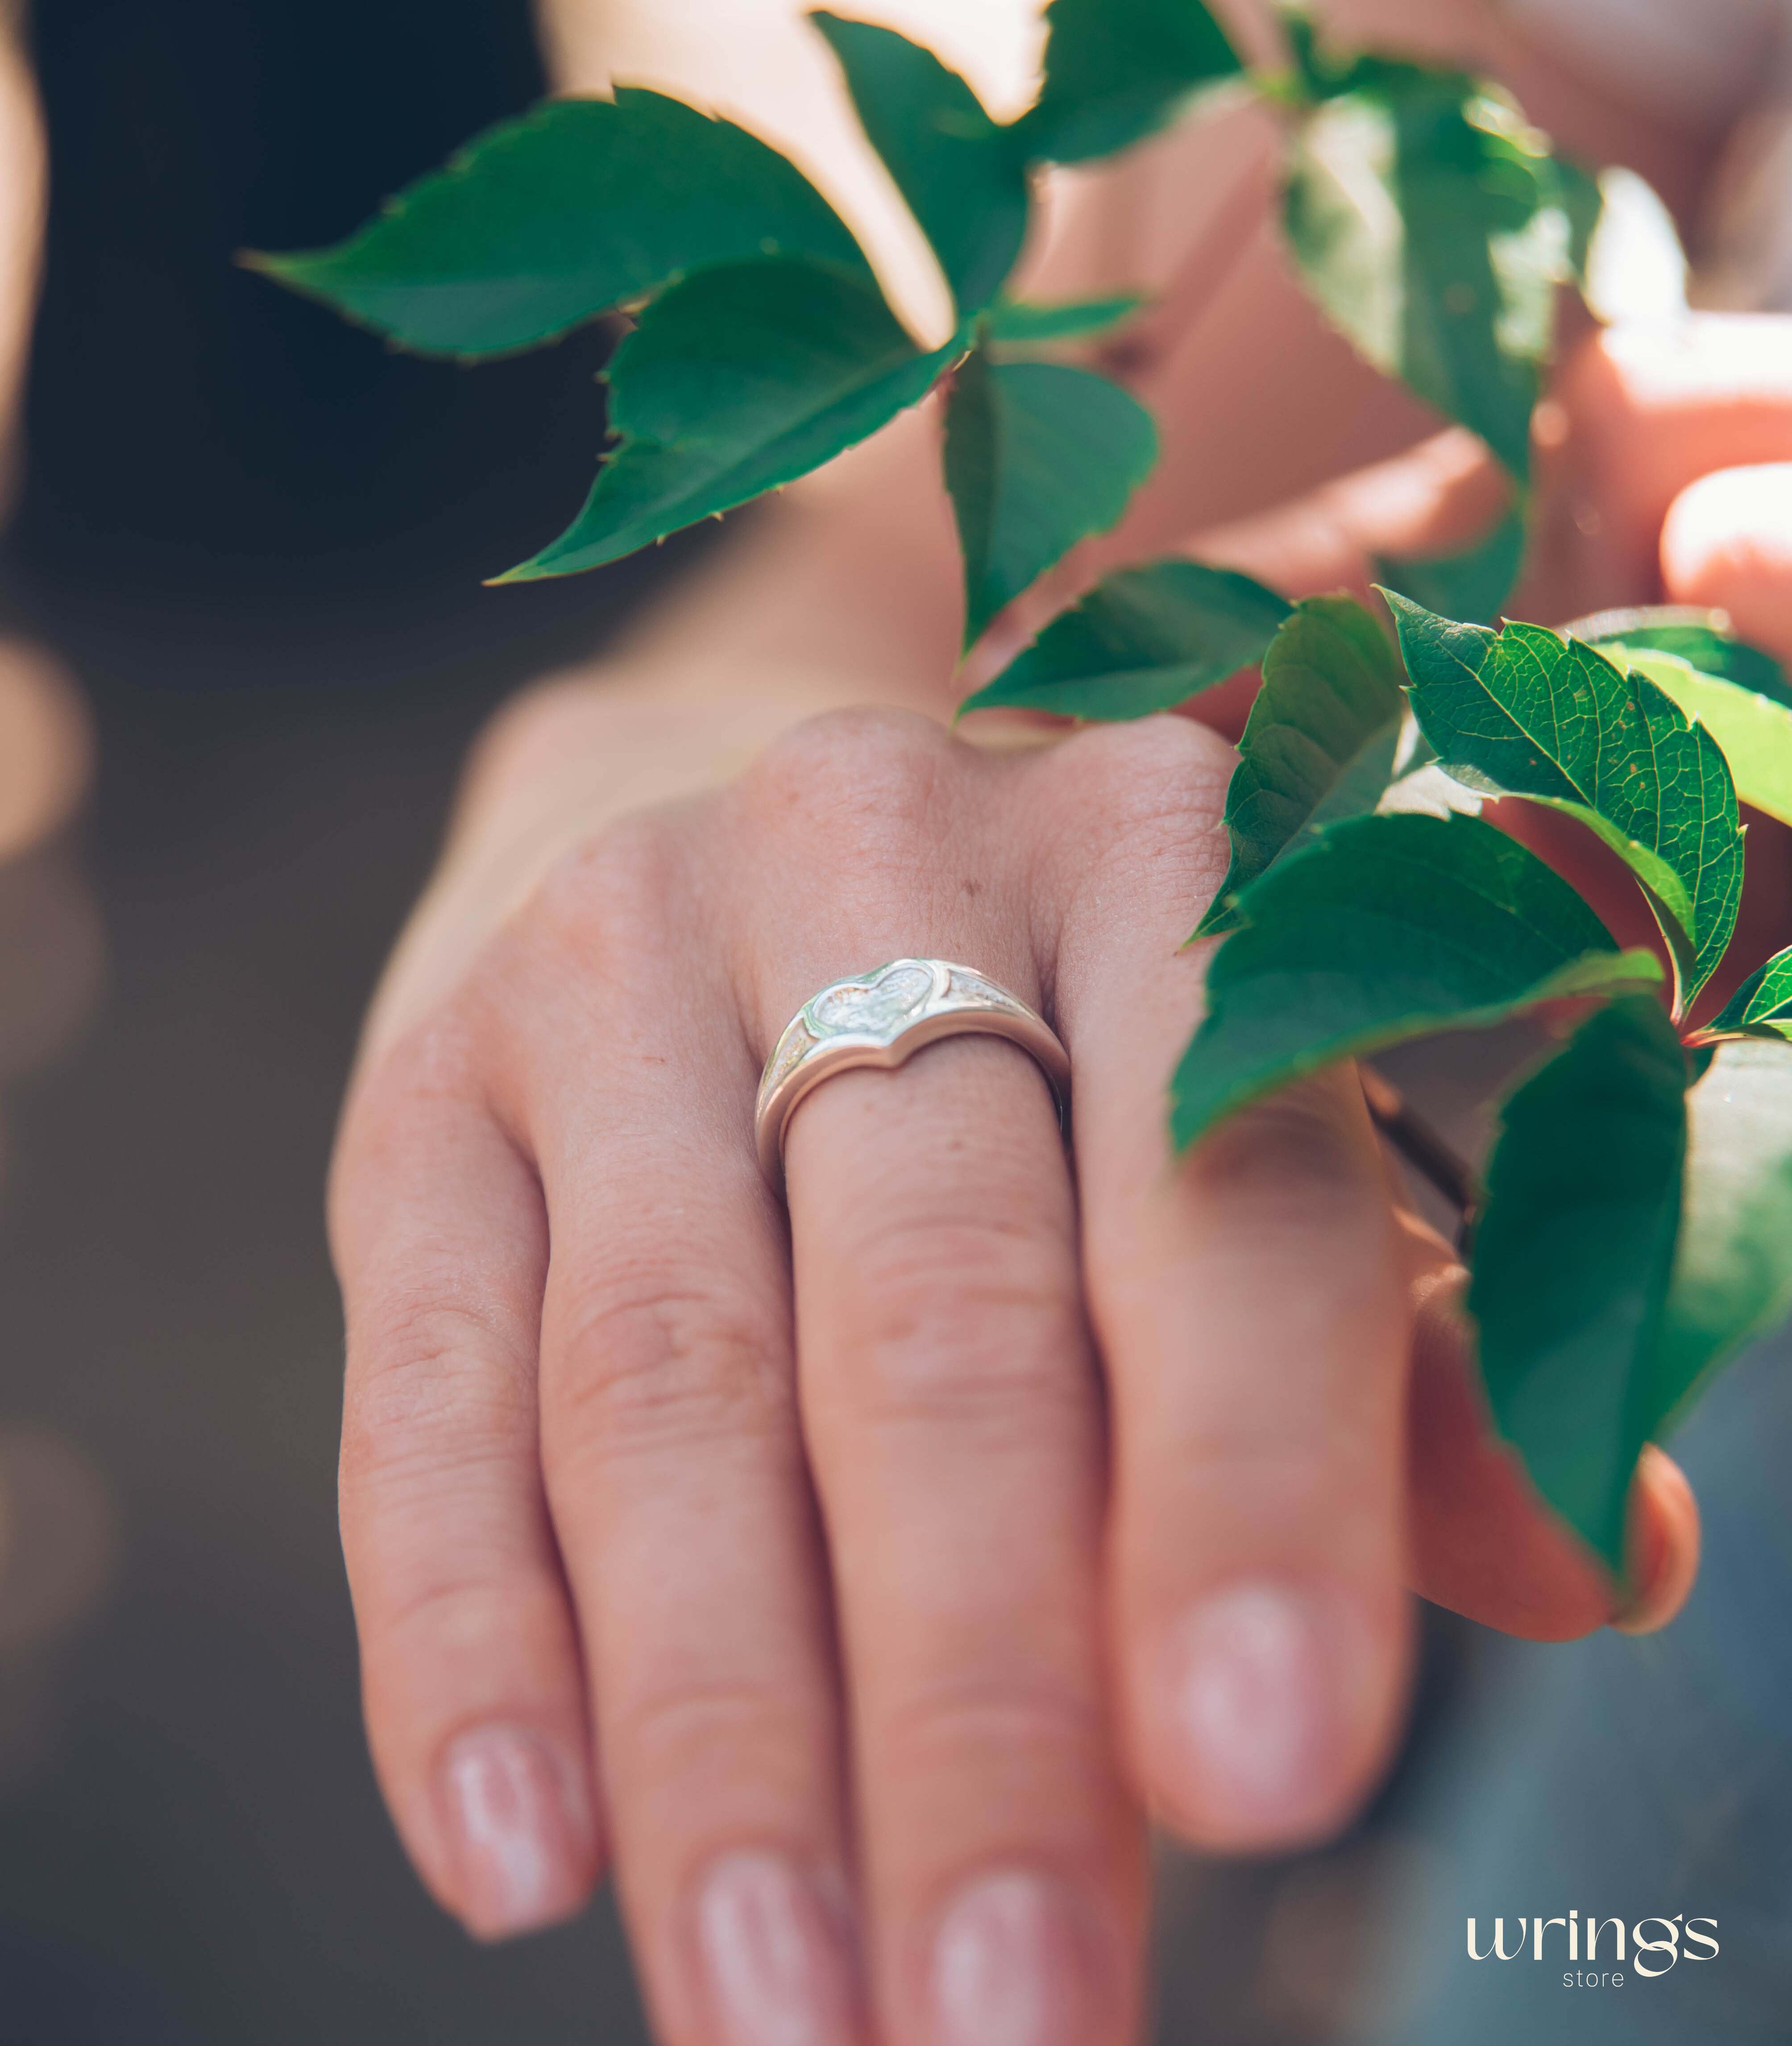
328,656 -> 1691,2046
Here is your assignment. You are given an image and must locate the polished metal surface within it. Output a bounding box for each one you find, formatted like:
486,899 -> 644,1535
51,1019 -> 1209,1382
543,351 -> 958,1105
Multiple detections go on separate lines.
754,957 -> 1071,1180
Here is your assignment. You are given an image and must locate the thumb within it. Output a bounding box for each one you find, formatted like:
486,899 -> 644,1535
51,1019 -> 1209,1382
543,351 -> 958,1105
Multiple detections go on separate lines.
1659,462 -> 1792,668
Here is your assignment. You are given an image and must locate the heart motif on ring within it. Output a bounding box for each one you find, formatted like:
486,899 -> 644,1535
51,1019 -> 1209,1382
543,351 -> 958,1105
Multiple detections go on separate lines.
807,961 -> 936,1036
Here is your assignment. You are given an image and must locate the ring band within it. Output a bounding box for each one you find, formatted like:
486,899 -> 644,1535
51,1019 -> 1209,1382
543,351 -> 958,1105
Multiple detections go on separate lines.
754,958 -> 1071,1181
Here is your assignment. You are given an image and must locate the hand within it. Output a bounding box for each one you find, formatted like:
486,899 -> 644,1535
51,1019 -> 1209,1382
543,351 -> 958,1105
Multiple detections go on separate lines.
328,660 -> 1693,2046
0,24 -> 89,870
1182,314 -> 1792,668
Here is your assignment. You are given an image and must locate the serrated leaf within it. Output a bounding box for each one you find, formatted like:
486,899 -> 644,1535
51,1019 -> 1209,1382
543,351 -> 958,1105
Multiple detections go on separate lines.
1651,1040 -> 1792,1415
1593,649 -> 1792,832
1573,609 -> 1792,709
983,293 -> 1146,345
1283,68 -> 1565,482
810,13 -> 1029,314
1172,809 -> 1663,1150
499,259 -> 961,581
1015,0 -> 1244,166
944,352 -> 1158,650
1386,594 -> 1744,1010
1469,996 -> 1688,1572
1707,946 -> 1792,1042
957,559 -> 1287,720
1375,506 -> 1524,627
1196,596 -> 1406,936
247,91 -> 871,358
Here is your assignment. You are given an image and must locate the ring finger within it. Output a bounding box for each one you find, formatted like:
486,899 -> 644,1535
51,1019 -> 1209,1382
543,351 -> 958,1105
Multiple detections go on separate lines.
736,721 -> 1145,2046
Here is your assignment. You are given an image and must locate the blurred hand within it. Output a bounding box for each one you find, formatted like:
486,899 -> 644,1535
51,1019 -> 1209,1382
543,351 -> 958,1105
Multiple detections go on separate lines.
0,20 -> 89,867
1186,315 -> 1792,669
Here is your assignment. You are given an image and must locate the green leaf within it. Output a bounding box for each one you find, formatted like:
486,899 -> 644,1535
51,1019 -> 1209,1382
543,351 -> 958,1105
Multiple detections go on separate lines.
1375,506 -> 1524,628
498,259 -> 962,581
1283,68 -> 1568,481
246,91 -> 871,359
1598,651 -> 1792,832
1196,596 -> 1406,937
1386,594 -> 1745,1010
1574,609 -> 1792,709
1468,996 -> 1689,1571
1172,809 -> 1663,1150
944,352 -> 1158,650
983,293 -> 1146,345
957,559 -> 1287,719
1707,946 -> 1792,1042
810,13 -> 1029,314
1015,0 -> 1244,166
1549,153 -> 1605,285
1652,1039 -> 1792,1415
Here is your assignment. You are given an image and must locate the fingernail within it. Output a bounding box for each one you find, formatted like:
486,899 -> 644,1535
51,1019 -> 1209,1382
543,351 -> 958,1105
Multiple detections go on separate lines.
1163,1581 -> 1374,1844
1613,1447 -> 1700,1636
695,1850 -> 861,2046
440,1727 -> 591,1939
930,1870 -> 1114,2046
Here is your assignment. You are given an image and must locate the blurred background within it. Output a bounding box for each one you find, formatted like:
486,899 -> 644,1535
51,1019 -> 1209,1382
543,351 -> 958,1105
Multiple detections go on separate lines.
0,4 -> 1787,2043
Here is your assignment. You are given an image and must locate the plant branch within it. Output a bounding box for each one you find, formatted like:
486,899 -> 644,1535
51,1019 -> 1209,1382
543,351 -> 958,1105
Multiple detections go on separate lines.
1358,1065 -> 1479,1247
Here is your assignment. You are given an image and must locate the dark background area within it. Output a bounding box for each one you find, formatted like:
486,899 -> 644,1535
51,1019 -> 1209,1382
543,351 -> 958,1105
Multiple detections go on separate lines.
0,1 -> 675,2037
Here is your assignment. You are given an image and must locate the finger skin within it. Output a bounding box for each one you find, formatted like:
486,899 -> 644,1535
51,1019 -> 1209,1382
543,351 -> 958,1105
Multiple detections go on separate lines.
1660,461 -> 1792,667
1034,716 -> 1416,1855
1401,1248 -> 1701,1639
1529,317 -> 1792,618
331,1017 -> 600,1940
733,709 -> 1145,2046
513,819 -> 864,2046
787,1042 -> 1144,2046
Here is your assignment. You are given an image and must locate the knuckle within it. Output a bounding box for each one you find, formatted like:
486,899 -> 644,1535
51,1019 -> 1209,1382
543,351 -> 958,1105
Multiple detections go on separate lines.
524,810 -> 688,975
875,1671 -> 1104,1786
609,1676 -> 809,1791
1186,1078 -> 1377,1220
547,1272 -> 789,1465
736,705 -> 960,866
370,1563 -> 560,1668
1037,715 -> 1233,904
825,1210 -> 1085,1429
341,1290 -> 535,1483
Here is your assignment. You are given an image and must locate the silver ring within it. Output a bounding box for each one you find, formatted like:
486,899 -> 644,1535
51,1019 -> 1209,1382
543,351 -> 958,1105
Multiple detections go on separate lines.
754,958 -> 1071,1181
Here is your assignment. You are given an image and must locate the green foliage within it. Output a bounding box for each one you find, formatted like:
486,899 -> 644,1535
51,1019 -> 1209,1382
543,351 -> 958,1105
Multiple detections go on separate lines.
1614,655 -> 1792,832
944,352 -> 1158,649
1014,0 -> 1244,166
1709,948 -> 1792,1043
1469,998 -> 1689,1570
1387,596 -> 1744,1010
498,260 -> 961,581
958,560 -> 1287,719
1575,608 -> 1792,708
1655,1041 -> 1792,1408
245,92 -> 872,358
258,3 -> 1596,625
1282,62 -> 1572,487
983,294 -> 1147,346
257,10 -> 1792,1577
811,15 -> 1027,313
1172,810 -> 1662,1149
1196,597 -> 1406,936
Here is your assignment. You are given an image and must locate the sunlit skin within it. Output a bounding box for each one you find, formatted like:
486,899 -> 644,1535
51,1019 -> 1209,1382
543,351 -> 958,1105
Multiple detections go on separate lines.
4,5 -> 1788,2045
325,8 -> 1792,2044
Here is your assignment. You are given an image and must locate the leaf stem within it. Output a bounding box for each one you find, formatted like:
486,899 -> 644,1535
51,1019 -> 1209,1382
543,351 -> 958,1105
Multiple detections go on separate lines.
1358,1066 -> 1479,1247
